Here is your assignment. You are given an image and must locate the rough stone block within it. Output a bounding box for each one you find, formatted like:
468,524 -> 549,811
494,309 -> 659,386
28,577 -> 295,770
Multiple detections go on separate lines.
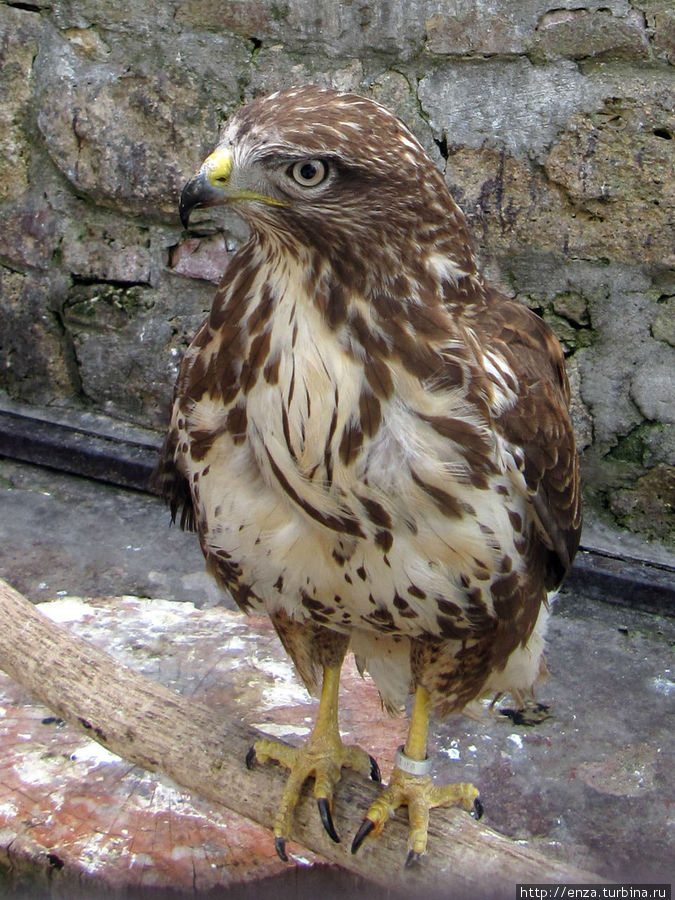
446,147 -> 595,262
247,47 -> 365,99
368,70 -> 442,165
0,6 -> 43,205
545,88 -> 675,266
61,276 -> 211,428
530,9 -> 650,62
61,220 -> 153,286
630,347 -> 675,425
641,0 -> 675,63
422,63 -> 672,264
174,0 -> 288,43
419,58 -> 604,161
176,0 -> 428,59
0,204 -> 61,272
441,68 -> 673,268
575,284 -> 657,450
50,0 -> 177,34
35,27 -> 249,219
169,235 -> 231,285
641,424 -> 675,468
552,292 -> 590,326
609,465 -> 675,540
424,0 -> 631,56
610,422 -> 675,469
0,269 -> 75,406
425,6 -> 525,55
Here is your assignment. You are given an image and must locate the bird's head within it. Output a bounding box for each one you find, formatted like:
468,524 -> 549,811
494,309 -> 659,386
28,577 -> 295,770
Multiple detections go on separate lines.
179,85 -> 474,283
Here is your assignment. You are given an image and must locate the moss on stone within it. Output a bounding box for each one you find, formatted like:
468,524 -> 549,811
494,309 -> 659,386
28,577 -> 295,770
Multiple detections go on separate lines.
609,465 -> 675,543
65,285 -> 154,325
607,423 -> 675,469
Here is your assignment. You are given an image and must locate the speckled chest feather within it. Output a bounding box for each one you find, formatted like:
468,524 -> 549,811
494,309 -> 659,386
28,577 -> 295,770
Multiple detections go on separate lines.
164,235 -> 566,712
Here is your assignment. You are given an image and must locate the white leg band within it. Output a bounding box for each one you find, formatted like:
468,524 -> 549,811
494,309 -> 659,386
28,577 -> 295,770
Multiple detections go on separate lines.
394,745 -> 433,777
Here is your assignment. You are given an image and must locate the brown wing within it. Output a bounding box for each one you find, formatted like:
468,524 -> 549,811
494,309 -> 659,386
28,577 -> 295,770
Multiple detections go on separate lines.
149,318 -> 215,534
476,292 -> 582,590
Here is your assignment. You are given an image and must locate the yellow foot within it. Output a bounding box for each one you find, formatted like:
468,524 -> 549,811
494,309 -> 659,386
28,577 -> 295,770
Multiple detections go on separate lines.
246,735 -> 380,861
351,751 -> 481,867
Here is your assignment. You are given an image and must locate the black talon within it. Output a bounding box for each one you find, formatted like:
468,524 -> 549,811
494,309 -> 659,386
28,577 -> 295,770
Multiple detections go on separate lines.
317,797 -> 340,843
351,818 -> 375,854
274,836 -> 288,862
245,745 -> 257,770
500,702 -> 551,727
405,849 -> 422,869
472,797 -> 484,820
368,755 -> 381,783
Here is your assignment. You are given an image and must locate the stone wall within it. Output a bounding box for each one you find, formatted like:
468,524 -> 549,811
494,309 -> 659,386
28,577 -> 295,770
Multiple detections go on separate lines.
0,0 -> 673,543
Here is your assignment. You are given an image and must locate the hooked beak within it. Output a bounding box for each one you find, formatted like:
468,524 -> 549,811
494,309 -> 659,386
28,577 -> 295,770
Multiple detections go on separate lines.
179,145 -> 290,228
179,147 -> 233,229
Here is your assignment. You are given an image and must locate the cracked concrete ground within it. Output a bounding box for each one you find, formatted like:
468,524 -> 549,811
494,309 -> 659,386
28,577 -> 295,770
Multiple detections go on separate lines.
0,458 -> 673,891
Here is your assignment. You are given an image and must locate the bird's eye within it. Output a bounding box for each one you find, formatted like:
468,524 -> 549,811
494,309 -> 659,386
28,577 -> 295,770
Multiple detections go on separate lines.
289,159 -> 329,187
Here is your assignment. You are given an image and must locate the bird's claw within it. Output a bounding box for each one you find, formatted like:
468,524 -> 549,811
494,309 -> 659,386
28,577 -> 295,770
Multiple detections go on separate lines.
350,817 -> 376,854
405,849 -> 423,869
276,797 -> 342,862
248,734 -> 377,860
317,797 -> 340,843
245,745 -> 257,770
352,767 -> 480,866
274,836 -> 288,862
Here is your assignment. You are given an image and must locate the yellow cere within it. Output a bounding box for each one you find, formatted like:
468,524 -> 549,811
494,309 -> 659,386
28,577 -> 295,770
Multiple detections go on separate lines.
202,147 -> 233,186
202,146 -> 289,206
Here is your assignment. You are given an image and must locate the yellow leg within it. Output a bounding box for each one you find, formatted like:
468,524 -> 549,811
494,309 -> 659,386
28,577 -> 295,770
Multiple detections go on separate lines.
352,686 -> 481,866
404,682 -> 432,760
247,664 -> 380,861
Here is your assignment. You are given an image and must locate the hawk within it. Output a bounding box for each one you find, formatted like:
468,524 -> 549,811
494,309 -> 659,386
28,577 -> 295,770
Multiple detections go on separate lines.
155,85 -> 581,865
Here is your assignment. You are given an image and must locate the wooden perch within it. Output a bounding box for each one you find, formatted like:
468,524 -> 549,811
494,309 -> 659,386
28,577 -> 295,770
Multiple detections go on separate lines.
0,577 -> 603,894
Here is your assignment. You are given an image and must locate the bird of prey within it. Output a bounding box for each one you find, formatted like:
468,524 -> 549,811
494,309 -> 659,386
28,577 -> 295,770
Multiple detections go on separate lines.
155,85 -> 581,866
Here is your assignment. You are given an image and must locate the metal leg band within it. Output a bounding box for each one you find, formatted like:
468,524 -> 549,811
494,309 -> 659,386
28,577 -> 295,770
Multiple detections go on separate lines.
394,745 -> 433,777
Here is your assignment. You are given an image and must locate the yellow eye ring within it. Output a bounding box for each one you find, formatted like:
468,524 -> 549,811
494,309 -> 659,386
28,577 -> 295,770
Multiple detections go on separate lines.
289,159 -> 328,187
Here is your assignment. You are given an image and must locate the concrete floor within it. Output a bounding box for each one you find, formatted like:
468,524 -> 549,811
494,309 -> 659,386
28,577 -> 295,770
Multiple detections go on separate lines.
0,458 -> 673,890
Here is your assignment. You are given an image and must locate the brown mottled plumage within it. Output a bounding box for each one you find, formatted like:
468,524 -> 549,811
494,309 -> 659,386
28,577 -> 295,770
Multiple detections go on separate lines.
154,85 -> 581,859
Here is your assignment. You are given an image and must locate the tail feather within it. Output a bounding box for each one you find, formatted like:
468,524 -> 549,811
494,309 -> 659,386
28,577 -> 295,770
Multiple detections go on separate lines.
149,432 -> 197,533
